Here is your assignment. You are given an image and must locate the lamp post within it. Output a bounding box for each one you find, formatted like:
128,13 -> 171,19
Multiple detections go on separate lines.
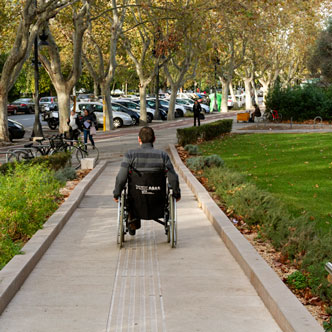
31,29 -> 48,139
213,61 -> 218,112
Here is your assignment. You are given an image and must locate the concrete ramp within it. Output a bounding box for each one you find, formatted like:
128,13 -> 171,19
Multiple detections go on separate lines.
0,163 -> 282,331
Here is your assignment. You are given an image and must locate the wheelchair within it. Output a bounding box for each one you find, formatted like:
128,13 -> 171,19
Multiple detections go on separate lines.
117,170 -> 177,248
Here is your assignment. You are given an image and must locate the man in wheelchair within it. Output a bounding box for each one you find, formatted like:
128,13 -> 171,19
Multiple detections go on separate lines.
113,127 -> 181,236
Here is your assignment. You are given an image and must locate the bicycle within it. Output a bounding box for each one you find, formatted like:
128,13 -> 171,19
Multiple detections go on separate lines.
262,109 -> 282,123
64,136 -> 99,166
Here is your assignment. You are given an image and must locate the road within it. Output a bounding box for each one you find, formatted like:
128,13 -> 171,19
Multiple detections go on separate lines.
9,113 -> 48,129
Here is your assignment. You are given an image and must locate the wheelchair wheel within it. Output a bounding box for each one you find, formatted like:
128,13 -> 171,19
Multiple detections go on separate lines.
169,196 -> 177,248
117,191 -> 126,248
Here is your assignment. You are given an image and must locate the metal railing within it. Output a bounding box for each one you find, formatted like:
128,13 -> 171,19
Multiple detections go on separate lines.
326,262 -> 332,275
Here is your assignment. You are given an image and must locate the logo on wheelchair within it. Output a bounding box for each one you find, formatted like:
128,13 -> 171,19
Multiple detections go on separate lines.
135,185 -> 161,194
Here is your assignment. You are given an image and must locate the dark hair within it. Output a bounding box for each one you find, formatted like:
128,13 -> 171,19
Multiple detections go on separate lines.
139,126 -> 155,143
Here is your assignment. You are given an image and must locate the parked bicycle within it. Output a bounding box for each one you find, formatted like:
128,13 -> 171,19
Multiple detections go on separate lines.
262,109 -> 282,123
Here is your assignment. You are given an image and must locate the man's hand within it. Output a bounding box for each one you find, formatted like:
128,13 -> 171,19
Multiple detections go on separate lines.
113,197 -> 119,203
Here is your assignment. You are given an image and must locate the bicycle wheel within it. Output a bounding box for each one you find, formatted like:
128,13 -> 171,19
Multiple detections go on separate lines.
262,112 -> 271,122
7,150 -> 30,162
75,146 -> 87,165
170,196 -> 177,248
275,113 -> 282,123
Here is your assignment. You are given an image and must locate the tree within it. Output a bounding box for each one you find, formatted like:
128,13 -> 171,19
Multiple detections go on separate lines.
309,18 -> 332,83
0,0 -> 78,141
39,1 -> 90,134
83,0 -> 127,130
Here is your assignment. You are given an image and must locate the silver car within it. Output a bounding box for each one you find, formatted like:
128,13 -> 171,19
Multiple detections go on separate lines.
73,102 -> 133,128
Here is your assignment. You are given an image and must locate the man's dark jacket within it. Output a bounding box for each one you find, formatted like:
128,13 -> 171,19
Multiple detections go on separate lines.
192,102 -> 202,115
113,143 -> 181,199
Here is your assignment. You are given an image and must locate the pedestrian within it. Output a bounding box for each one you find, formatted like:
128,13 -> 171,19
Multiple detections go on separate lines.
67,109 -> 82,144
250,103 -> 261,122
113,126 -> 181,235
81,109 -> 96,149
193,100 -> 202,126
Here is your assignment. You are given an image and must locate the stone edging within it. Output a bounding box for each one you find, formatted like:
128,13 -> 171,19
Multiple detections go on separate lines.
0,161 -> 108,315
168,144 -> 323,332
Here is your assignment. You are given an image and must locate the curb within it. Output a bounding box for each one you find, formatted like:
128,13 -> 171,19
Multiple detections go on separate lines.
169,144 -> 323,332
0,160 -> 108,315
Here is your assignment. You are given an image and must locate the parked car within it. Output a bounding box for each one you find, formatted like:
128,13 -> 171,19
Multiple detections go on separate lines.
111,102 -> 140,125
155,98 -> 187,117
8,119 -> 25,141
8,98 -> 34,114
77,94 -> 95,102
73,102 -> 133,128
39,96 -> 58,112
175,98 -> 210,113
7,104 -> 19,115
127,99 -> 166,122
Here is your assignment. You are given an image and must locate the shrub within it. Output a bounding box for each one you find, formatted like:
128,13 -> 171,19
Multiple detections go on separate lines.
287,271 -> 308,290
265,82 -> 332,121
201,165 -> 332,306
0,152 -> 71,175
54,166 -> 77,184
177,119 -> 233,146
186,155 -> 224,171
0,163 -> 62,269
186,156 -> 206,171
184,144 -> 201,155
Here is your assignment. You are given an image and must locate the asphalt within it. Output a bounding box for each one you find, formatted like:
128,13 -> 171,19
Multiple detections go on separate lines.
0,113 -> 327,331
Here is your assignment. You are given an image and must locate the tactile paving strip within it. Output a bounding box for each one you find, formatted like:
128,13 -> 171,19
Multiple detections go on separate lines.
106,221 -> 166,332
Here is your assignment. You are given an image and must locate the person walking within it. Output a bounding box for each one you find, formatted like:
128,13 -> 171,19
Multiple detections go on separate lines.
113,126 -> 181,235
67,109 -> 82,144
193,100 -> 202,126
81,109 -> 96,149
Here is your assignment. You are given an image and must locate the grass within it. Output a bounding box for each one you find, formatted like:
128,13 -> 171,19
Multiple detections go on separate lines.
199,133 -> 332,231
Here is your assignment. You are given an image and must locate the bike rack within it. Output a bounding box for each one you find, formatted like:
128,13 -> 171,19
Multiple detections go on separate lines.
313,116 -> 322,128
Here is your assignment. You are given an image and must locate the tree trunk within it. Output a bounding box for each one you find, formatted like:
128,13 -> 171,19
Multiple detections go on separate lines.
139,85 -> 148,125
220,79 -> 229,113
259,79 -> 269,106
101,82 -> 113,130
229,82 -> 238,107
93,82 -> 99,98
168,84 -> 180,120
56,88 -> 71,133
244,78 -> 253,110
0,94 -> 9,141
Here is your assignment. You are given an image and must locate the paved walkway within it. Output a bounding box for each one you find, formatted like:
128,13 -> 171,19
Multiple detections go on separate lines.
0,119 -> 283,332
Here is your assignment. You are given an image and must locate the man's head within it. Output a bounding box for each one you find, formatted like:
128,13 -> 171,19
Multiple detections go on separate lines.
138,126 -> 155,144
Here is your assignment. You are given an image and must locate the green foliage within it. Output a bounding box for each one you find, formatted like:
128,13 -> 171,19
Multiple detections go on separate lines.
186,155 -> 224,171
201,162 -> 332,305
0,163 -> 62,269
287,271 -> 308,290
184,144 -> 201,155
54,166 -> 77,184
309,18 -> 332,84
265,82 -> 332,121
0,152 -> 71,175
176,119 -> 233,146
323,316 -> 332,332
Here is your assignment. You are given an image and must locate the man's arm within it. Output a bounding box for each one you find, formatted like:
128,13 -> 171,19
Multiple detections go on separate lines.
113,152 -> 131,201
163,153 -> 181,200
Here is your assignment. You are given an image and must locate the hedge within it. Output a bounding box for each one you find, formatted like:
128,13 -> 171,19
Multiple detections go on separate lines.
0,152 -> 71,175
177,119 -> 233,146
265,81 -> 332,121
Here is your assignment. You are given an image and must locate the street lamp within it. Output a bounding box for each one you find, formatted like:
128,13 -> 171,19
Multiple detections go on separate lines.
31,29 -> 48,139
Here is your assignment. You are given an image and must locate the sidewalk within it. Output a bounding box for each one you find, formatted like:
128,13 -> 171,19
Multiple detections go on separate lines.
0,161 -> 281,332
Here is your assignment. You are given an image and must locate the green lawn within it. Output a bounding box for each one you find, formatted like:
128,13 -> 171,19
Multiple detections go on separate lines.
199,133 -> 332,231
